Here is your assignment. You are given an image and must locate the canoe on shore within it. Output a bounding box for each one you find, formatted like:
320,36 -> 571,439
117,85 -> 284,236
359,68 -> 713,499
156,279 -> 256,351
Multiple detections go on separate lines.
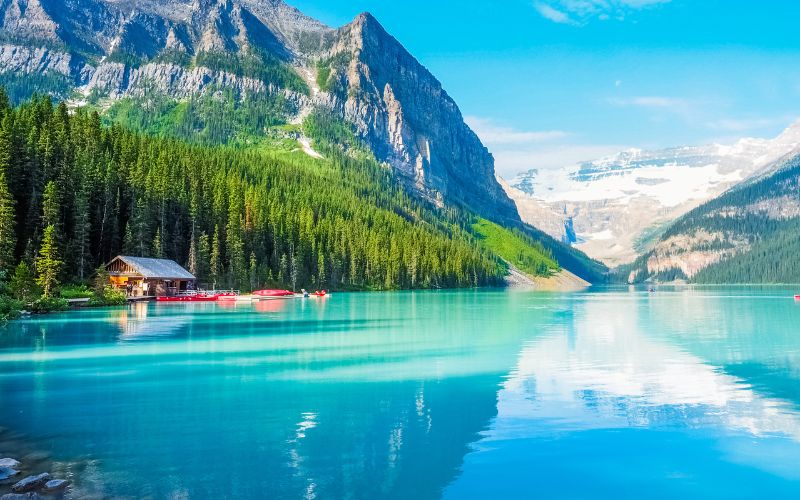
253,289 -> 296,298
218,295 -> 260,302
157,294 -> 219,303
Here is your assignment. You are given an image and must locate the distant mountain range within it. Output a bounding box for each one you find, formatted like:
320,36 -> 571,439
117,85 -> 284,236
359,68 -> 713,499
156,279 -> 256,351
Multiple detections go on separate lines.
504,122 -> 800,268
0,0 -> 517,221
621,152 -> 800,284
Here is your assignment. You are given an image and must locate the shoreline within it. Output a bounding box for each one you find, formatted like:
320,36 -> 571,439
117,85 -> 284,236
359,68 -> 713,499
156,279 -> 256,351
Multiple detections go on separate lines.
0,427 -> 89,499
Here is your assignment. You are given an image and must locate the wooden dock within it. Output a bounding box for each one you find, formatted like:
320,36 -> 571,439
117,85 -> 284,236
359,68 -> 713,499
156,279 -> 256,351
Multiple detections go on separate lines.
127,296 -> 155,303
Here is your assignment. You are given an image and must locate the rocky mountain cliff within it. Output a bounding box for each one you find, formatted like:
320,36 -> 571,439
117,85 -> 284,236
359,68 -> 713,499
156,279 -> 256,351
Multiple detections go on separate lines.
504,122 -> 800,266
0,0 -> 518,221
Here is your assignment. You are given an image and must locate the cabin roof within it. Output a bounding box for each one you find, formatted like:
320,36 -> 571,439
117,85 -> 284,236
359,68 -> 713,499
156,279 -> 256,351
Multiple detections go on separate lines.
107,256 -> 196,280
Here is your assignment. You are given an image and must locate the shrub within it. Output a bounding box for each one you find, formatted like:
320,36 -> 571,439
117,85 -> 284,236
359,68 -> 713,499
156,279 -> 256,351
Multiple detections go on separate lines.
10,262 -> 40,302
0,295 -> 23,322
60,284 -> 94,299
29,297 -> 69,314
92,266 -> 111,296
88,286 -> 127,307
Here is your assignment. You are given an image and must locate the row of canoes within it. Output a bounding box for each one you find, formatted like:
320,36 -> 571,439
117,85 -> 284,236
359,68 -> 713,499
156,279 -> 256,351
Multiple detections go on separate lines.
157,290 -> 328,303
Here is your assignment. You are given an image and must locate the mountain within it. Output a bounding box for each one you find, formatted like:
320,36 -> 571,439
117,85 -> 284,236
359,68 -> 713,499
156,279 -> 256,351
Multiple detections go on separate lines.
620,152 -> 800,284
0,0 -> 608,287
0,0 -> 518,222
504,122 -> 800,266
0,93 -> 515,292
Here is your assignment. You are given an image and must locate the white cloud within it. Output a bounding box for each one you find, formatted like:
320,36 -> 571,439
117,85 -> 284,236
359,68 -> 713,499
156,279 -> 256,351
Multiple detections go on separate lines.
493,144 -> 630,178
607,96 -> 687,108
465,116 -> 625,178
706,117 -> 791,133
607,95 -> 697,123
465,116 -> 569,145
533,2 -> 574,24
534,0 -> 671,24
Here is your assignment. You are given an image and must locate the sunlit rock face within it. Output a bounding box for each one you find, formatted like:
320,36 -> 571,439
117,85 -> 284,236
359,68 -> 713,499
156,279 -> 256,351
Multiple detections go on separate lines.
0,0 -> 519,222
316,13 -> 519,220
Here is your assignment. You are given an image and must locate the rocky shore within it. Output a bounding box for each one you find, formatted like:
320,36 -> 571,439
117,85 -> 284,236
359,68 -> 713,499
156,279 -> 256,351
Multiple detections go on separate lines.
0,427 -> 89,500
0,456 -> 69,499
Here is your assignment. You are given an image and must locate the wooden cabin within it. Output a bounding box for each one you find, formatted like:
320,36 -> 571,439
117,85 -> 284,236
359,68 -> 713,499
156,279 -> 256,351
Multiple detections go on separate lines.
105,256 -> 196,297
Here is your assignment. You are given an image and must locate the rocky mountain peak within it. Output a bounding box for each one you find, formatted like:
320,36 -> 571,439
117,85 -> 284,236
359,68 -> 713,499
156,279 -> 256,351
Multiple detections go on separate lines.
0,0 -> 520,222
316,10 -> 518,220
1,0 -> 61,44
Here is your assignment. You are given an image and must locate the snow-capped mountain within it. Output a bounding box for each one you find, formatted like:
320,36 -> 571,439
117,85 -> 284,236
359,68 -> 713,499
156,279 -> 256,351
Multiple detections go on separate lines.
504,121 -> 800,266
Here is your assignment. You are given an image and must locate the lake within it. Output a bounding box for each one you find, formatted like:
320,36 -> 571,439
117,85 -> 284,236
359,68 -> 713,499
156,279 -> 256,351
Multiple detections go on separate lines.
1,287 -> 800,498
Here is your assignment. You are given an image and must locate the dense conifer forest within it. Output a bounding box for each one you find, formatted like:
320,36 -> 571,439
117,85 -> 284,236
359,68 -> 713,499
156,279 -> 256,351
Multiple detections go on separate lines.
0,90 -> 516,301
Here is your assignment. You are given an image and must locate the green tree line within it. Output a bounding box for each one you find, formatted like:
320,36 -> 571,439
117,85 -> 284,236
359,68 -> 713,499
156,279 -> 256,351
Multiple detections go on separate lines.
0,91 -> 508,296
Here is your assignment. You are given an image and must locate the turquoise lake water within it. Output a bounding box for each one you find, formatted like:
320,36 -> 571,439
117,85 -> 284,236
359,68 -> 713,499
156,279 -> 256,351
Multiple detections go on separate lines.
1,287 -> 800,498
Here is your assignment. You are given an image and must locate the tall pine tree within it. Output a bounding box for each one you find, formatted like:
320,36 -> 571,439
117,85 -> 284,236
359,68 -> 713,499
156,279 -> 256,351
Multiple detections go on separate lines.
36,225 -> 62,298
0,137 -> 14,271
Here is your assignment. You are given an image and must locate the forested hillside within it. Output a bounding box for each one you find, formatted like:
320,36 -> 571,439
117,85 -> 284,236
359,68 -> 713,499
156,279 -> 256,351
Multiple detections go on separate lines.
95,98 -> 610,284
0,91 -> 516,294
620,154 -> 800,284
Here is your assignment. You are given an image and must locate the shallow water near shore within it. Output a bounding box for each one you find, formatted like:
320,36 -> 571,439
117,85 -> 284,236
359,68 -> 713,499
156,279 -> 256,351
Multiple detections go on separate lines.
1,287 -> 800,498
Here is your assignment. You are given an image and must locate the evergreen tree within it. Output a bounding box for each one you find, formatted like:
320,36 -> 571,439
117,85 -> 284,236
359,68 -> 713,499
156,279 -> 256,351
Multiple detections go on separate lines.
42,180 -> 59,229
226,224 -> 246,289
317,250 -> 327,289
196,231 -> 211,284
36,225 -> 62,297
0,126 -> 14,271
210,225 -> 222,288
0,167 -> 14,271
249,252 -> 258,291
187,227 -> 198,277
152,228 -> 164,258
127,197 -> 150,257
73,186 -> 92,280
9,261 -> 38,302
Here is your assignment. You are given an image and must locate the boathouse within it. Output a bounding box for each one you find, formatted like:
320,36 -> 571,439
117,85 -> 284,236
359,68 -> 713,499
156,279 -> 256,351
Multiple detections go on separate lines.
105,256 -> 196,297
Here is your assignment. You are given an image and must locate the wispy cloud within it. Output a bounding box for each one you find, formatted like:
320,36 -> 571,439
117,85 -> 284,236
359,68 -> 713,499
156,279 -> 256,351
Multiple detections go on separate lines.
607,94 -> 702,126
466,116 -> 625,177
465,117 -> 569,145
534,0 -> 671,25
607,96 -> 688,109
534,3 -> 574,24
705,116 -> 793,133
493,145 -> 631,178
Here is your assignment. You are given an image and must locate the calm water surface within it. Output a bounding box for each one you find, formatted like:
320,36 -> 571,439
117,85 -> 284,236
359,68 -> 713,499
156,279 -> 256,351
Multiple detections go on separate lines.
1,288 -> 800,498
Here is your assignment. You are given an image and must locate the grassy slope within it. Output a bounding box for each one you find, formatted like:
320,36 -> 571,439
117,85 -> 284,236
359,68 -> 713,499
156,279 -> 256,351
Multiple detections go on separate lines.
472,218 -> 559,277
516,223 -> 608,284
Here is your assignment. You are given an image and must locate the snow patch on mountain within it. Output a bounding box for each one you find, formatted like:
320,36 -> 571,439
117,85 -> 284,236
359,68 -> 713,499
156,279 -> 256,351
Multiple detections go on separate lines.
505,120 -> 800,266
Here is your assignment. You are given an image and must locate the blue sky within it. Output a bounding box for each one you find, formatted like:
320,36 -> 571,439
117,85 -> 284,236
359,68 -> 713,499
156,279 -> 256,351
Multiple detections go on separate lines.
290,0 -> 800,177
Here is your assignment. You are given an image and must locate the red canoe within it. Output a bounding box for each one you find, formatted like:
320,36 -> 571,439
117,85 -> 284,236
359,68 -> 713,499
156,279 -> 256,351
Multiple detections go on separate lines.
253,289 -> 296,298
795,295 -> 800,300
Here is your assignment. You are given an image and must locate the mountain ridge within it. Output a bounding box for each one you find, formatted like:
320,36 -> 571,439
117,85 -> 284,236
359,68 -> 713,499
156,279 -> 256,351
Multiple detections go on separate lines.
620,151 -> 800,284
0,0 -> 520,222
504,120 -> 800,266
